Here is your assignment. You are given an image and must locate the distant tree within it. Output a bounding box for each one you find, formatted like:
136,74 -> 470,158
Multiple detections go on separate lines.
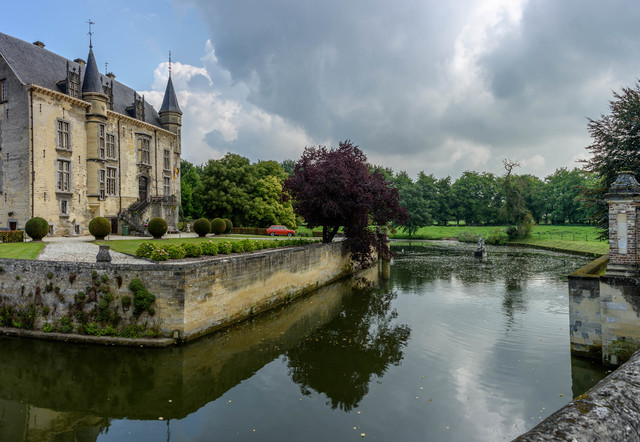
583,82 -> 640,237
284,140 -> 407,265
517,174 -> 545,224
180,160 -> 204,219
280,159 -> 296,176
452,171 -> 501,225
433,176 -> 454,226
542,168 -> 591,224
394,171 -> 434,237
198,154 -> 295,227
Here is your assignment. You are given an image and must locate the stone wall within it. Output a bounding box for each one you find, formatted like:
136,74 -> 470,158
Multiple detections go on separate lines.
569,255 -> 640,365
0,241 -> 352,341
516,349 -> 640,441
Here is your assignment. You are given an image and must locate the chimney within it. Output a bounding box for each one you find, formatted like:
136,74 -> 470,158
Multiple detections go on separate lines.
106,72 -> 115,79
32,41 -> 45,49
74,58 -> 86,67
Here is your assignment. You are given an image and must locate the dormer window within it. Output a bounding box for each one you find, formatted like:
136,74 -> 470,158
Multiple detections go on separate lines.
134,92 -> 145,121
0,78 -> 6,102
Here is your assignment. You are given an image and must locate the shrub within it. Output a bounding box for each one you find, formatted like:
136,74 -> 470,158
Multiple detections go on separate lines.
201,241 -> 218,256
25,217 -> 49,241
486,229 -> 508,245
457,231 -> 478,243
128,278 -> 156,317
182,242 -> 202,257
135,242 -> 169,261
211,218 -> 226,235
231,241 -> 245,253
218,241 -> 232,254
505,226 -> 519,240
166,244 -> 186,259
223,218 -> 233,234
193,218 -> 211,237
147,217 -> 168,239
241,239 -> 256,252
89,217 -> 111,240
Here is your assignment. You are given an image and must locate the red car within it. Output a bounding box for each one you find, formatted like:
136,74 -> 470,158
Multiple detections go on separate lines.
267,225 -> 295,236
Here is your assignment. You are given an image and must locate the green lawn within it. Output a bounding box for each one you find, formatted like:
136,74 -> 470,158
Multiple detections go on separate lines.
390,224 -> 602,240
390,224 -> 608,256
97,236 -> 246,255
0,242 -> 45,259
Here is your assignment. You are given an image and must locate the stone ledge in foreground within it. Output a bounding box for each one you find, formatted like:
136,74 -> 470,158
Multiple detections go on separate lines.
515,350 -> 640,441
0,327 -> 176,347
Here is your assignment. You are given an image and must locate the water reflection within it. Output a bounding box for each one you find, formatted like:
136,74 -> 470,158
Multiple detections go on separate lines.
0,265 -> 401,441
285,287 -> 411,411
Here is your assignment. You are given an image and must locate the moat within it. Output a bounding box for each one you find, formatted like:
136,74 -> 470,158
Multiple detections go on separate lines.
0,243 -> 608,441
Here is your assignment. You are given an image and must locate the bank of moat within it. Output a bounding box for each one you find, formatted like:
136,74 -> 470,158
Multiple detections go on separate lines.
0,241 -> 356,343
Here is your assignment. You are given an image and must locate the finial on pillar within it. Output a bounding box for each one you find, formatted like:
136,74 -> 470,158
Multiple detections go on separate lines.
87,19 -> 95,49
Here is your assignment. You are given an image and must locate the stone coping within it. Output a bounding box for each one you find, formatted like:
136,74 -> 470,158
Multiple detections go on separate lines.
515,350 -> 640,441
0,327 -> 176,347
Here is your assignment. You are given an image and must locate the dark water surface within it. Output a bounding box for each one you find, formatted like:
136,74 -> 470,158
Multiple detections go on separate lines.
0,243 -> 608,441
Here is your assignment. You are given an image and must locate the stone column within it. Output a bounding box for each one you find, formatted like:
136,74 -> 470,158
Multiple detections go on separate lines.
605,172 -> 640,277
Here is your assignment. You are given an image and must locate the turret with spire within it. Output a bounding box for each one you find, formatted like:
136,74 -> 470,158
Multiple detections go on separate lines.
159,51 -> 182,137
82,20 -> 109,208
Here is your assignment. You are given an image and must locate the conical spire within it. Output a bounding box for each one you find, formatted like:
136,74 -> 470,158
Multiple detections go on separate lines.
82,47 -> 103,94
160,75 -> 182,114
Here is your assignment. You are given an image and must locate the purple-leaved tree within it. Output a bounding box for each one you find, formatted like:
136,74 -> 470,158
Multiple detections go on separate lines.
284,140 -> 407,266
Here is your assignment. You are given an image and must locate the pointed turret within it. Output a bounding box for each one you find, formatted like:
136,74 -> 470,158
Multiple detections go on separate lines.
160,76 -> 182,114
82,48 -> 103,94
159,72 -> 182,134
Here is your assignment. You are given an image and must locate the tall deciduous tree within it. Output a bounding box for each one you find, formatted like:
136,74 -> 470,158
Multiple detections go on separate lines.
284,141 -> 407,265
583,82 -> 640,237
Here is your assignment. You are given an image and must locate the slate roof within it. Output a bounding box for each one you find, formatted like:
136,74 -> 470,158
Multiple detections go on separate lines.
0,32 -> 169,130
160,76 -> 182,114
82,48 -> 103,94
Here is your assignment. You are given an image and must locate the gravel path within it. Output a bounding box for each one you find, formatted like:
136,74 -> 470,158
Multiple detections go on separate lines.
35,239 -> 152,264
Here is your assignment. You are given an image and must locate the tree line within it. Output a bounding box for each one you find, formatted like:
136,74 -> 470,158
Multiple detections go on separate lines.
386,166 -> 595,236
180,152 -> 594,234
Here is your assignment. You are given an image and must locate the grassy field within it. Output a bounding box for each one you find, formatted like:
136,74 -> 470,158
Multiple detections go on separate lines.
390,224 -> 608,256
0,242 -> 45,259
97,236 -> 246,255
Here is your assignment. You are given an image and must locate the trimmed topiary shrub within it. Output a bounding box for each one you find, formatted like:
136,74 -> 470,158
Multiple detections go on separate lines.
147,217 -> 168,239
89,217 -> 111,240
25,217 -> 49,241
211,218 -> 226,235
223,218 -> 233,234
193,218 -> 211,237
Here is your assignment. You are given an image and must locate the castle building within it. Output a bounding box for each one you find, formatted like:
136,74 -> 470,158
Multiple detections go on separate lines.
0,32 -> 182,236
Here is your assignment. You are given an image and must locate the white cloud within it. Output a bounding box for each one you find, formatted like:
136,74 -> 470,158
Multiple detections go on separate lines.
141,41 -> 319,165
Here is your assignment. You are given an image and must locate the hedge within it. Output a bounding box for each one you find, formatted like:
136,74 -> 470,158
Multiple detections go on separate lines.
0,230 -> 25,243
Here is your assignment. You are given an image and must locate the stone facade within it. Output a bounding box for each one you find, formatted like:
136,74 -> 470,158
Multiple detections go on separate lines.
0,33 -> 181,236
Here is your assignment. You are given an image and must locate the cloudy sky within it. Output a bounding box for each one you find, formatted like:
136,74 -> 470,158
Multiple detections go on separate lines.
5,0 -> 640,179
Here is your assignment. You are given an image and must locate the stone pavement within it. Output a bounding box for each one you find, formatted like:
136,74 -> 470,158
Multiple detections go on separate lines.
34,233 -> 200,264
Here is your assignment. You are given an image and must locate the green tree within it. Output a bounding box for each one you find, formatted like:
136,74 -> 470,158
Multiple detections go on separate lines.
452,171 -> 501,225
179,160 -> 204,219
198,154 -> 295,227
542,168 -> 591,224
394,171 -> 434,237
583,82 -> 640,237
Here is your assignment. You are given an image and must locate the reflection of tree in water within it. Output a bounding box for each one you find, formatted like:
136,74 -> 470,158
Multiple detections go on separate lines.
285,289 -> 411,412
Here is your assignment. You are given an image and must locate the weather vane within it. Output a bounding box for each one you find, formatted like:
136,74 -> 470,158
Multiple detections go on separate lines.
169,50 -> 172,77
87,19 -> 95,48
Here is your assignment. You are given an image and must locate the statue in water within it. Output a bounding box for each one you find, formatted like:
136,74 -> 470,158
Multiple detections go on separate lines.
474,234 -> 487,259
